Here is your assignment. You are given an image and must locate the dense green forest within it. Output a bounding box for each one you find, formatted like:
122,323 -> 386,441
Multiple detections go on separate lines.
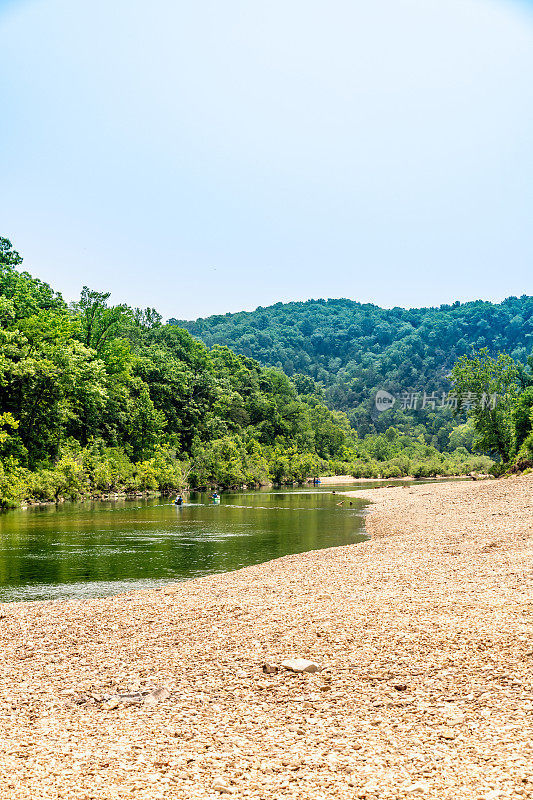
0,237 -> 495,506
173,296 -> 533,437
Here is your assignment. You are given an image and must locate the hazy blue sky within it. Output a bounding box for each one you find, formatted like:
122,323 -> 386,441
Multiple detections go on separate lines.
1,0 -> 532,319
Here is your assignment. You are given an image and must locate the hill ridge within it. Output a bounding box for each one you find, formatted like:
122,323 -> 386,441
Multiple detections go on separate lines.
170,295 -> 533,431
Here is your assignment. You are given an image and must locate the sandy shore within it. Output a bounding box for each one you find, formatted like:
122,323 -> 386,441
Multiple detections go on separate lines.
317,475 -> 367,484
0,477 -> 532,799
317,475 -> 479,485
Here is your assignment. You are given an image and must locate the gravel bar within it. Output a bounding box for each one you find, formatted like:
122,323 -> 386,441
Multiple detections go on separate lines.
0,476 -> 532,799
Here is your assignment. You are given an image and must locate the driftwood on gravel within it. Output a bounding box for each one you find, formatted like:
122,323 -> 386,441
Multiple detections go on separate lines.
74,685 -> 172,710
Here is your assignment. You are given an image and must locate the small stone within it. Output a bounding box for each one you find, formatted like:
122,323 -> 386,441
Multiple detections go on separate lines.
439,727 -> 456,740
281,658 -> 320,673
405,781 -> 428,794
262,662 -> 278,674
102,697 -> 120,710
212,777 -> 232,793
144,686 -> 172,706
235,669 -> 247,678
447,713 -> 465,725
393,683 -> 407,691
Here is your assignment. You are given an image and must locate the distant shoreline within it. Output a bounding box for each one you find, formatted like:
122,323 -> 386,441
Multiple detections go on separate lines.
13,473 -> 487,510
316,473 -> 488,485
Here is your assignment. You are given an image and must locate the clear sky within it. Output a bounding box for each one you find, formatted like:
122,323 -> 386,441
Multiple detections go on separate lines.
1,0 -> 532,320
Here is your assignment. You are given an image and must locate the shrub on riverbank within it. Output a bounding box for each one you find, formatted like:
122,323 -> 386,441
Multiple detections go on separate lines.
0,437 -> 495,506
346,453 -> 492,480
344,438 -> 493,480
12,444 -> 191,503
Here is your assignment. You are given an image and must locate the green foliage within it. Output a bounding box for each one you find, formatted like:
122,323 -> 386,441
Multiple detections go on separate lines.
72,287 -> 132,356
517,432 -> 533,460
188,437 -> 271,489
0,237 -> 64,320
0,237 -> 23,267
447,421 -> 476,452
512,386 -> 533,456
450,349 -> 533,469
451,348 -> 519,461
346,428 -> 493,480
0,458 -> 27,508
268,444 -> 319,485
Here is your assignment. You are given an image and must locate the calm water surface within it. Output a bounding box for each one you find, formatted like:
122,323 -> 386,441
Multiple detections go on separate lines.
0,481 -> 414,602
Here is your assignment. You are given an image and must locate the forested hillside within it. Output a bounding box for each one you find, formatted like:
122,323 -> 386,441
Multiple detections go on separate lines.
0,237 -> 492,506
173,297 -> 533,433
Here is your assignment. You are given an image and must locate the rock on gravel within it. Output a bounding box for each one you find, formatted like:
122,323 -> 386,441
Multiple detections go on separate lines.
211,777 -> 232,793
280,658 -> 320,673
143,685 -> 172,706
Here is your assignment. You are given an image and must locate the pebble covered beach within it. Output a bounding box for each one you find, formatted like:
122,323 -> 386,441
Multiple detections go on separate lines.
0,476 -> 532,799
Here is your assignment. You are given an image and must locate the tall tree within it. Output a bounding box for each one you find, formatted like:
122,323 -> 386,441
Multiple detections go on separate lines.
0,237 -> 23,267
74,287 -> 131,356
451,349 -> 519,462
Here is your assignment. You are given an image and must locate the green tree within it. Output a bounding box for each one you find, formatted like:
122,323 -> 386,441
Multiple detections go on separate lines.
0,237 -> 23,267
511,387 -> 533,457
125,380 -> 166,461
451,349 -> 519,461
74,287 -> 132,356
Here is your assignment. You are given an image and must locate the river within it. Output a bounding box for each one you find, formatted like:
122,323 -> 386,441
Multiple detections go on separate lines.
0,480 -> 422,602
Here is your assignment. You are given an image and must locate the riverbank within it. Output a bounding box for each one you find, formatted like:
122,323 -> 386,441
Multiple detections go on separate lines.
7,474 -> 478,510
0,477 -> 532,799
316,473 -> 487,485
